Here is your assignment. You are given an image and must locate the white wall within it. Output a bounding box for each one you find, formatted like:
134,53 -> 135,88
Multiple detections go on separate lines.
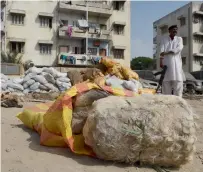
110,1 -> 131,67
6,0 -> 58,65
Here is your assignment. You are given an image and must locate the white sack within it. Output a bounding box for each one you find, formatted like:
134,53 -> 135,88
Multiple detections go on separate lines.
23,89 -> 30,94
32,75 -> 48,85
23,79 -> 35,89
105,75 -> 124,89
23,73 -> 37,83
1,73 -> 8,81
12,78 -> 24,84
122,80 -> 139,92
42,67 -> 58,78
56,77 -> 70,83
39,84 -> 49,91
83,95 -> 196,167
44,83 -> 59,92
25,66 -> 42,75
1,83 -> 7,90
29,82 -> 40,91
56,72 -> 67,78
7,81 -> 24,91
7,87 -> 14,92
43,73 -> 55,84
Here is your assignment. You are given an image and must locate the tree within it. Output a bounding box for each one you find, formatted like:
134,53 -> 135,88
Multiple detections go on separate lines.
1,51 -> 23,64
131,56 -> 154,70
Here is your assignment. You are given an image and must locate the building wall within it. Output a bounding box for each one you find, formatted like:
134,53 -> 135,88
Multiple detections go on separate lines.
192,2 -> 203,71
4,0 -> 131,67
110,1 -> 131,67
6,0 -> 58,65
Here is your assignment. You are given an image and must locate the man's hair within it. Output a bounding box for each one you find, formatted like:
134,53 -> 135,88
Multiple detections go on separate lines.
168,25 -> 178,31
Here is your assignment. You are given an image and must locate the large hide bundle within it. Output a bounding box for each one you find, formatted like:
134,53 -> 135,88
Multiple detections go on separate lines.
83,95 -> 196,167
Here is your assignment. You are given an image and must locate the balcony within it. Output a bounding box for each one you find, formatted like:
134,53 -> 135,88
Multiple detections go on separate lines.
59,1 -> 112,17
193,32 -> 203,36
194,53 -> 203,57
58,26 -> 111,40
153,36 -> 157,44
1,0 -> 6,9
1,21 -> 5,33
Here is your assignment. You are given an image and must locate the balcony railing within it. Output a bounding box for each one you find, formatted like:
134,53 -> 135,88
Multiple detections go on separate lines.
153,36 -> 157,44
58,26 -> 111,40
1,21 -> 5,33
59,1 -> 112,17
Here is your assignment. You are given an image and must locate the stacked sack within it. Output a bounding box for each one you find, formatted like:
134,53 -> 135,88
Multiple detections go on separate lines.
1,73 -> 24,93
22,67 -> 72,93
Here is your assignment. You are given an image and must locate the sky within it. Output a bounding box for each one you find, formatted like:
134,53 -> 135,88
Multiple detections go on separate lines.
131,1 -> 189,59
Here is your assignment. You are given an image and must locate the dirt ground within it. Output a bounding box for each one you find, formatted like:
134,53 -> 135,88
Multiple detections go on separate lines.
1,99 -> 203,172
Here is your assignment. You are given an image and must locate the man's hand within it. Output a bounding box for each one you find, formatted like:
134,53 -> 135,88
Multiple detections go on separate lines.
167,51 -> 174,54
160,52 -> 165,56
161,51 -> 174,56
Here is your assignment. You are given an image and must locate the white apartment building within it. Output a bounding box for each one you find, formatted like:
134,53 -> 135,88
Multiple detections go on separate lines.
0,0 -> 131,67
153,2 -> 203,72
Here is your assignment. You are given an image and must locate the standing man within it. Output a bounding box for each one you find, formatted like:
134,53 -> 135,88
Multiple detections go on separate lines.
160,25 -> 185,97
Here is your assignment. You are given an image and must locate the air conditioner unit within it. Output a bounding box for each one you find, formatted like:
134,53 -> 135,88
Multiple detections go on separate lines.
96,28 -> 101,35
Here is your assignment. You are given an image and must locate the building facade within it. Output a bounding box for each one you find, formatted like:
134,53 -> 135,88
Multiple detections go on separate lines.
153,2 -> 203,72
1,0 -> 131,67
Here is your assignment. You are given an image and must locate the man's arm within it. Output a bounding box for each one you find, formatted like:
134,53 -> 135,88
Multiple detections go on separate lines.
168,37 -> 183,54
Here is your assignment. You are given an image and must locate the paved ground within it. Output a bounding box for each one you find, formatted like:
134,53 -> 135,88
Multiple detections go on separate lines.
1,99 -> 203,172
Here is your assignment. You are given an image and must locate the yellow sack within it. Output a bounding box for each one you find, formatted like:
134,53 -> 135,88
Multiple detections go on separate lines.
17,102 -> 53,133
17,82 -> 155,156
100,57 -> 117,68
121,66 -> 139,80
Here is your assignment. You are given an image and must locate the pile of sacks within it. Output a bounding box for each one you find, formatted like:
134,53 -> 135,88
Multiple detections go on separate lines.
1,73 -> 24,92
1,67 -> 72,93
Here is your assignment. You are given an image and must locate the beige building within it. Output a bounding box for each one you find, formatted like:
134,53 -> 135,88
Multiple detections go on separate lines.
1,0 -> 131,67
153,2 -> 203,72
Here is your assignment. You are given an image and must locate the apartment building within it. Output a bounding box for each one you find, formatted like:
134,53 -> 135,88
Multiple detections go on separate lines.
153,2 -> 203,72
0,0 -> 131,67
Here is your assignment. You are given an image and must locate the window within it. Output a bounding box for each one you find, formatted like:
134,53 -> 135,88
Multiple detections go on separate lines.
160,26 -> 168,34
194,36 -> 203,43
40,17 -> 52,28
113,1 -> 124,11
72,47 -> 81,54
182,37 -> 187,45
114,25 -> 124,35
39,44 -> 52,55
59,46 -> 69,53
194,56 -> 203,63
100,24 -> 107,30
10,42 -> 24,53
11,14 -> 24,25
88,48 -> 97,55
1,11 -> 4,22
72,21 -> 79,27
182,57 -> 186,65
61,20 -> 68,26
113,49 -> 124,59
180,17 -> 186,26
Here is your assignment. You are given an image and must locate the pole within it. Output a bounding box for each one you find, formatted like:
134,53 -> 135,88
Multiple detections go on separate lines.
86,1 -> 88,55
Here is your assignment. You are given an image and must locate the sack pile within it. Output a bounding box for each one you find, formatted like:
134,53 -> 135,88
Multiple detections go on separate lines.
83,95 -> 197,167
1,67 -> 72,93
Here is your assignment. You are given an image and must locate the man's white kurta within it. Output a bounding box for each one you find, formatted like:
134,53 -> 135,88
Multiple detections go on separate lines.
160,36 -> 185,81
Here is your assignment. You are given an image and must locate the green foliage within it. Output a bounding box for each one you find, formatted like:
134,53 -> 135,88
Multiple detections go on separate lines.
131,56 -> 154,70
1,51 -> 23,64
